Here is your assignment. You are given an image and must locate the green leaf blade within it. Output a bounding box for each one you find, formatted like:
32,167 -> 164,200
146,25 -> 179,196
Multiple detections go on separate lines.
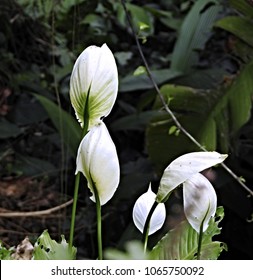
150,207 -> 225,260
215,16 -> 253,47
34,94 -> 82,157
171,0 -> 221,73
33,230 -> 76,260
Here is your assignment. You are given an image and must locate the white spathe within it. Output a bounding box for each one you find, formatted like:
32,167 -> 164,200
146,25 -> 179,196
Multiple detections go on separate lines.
76,122 -> 120,205
183,173 -> 217,233
133,185 -> 166,235
70,43 -> 118,128
156,151 -> 227,203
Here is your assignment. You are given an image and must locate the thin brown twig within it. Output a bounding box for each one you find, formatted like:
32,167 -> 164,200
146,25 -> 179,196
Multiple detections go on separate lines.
0,199 -> 73,217
120,0 -> 253,197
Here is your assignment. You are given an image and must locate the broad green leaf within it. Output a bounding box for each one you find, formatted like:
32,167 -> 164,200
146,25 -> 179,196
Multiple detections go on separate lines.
171,0 -> 222,73
146,85 -> 218,171
156,152 -> 226,203
35,94 -> 81,157
146,61 -> 253,171
150,207 -> 226,260
215,16 -> 253,47
33,230 -> 76,260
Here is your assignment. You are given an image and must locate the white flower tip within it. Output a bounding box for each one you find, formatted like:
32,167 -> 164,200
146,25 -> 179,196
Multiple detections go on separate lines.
133,185 -> 166,235
70,43 -> 118,129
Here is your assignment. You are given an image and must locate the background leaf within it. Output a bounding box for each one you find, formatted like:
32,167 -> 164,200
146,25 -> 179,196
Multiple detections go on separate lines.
229,0 -> 253,19
35,94 -> 82,157
146,61 -> 253,171
215,16 -> 253,47
170,0 -> 222,73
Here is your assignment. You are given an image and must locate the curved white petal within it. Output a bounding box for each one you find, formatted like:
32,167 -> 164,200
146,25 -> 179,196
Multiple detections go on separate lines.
133,185 -> 166,235
76,122 -> 120,205
183,173 -> 217,233
70,43 -> 118,128
156,152 -> 227,203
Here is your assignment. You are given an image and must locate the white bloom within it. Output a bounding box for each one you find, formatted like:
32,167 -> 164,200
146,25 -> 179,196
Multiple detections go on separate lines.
70,43 -> 118,128
183,173 -> 217,233
133,185 -> 166,235
156,151 -> 227,233
76,122 -> 120,205
157,151 -> 227,203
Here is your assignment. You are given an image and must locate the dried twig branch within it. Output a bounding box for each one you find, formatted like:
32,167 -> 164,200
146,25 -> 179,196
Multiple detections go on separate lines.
0,199 -> 73,217
121,0 -> 253,197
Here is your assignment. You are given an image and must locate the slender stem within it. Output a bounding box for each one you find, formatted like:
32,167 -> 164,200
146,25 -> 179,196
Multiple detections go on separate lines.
93,185 -> 103,260
69,172 -> 80,248
197,222 -> 204,260
69,84 -> 91,248
143,201 -> 158,253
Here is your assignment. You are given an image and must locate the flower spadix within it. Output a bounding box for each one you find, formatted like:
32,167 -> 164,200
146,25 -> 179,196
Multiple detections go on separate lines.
76,122 -> 120,205
70,44 -> 118,128
183,173 -> 217,233
133,185 -> 166,235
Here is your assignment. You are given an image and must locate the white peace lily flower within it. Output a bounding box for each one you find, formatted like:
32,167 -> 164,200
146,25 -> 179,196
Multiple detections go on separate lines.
76,122 -> 120,205
156,151 -> 227,203
133,185 -> 166,235
183,173 -> 217,233
155,151 -> 227,233
70,43 -> 118,128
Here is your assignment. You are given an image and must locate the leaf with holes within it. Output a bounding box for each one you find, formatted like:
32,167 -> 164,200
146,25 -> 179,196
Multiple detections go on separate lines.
33,230 -> 76,260
150,207 -> 226,260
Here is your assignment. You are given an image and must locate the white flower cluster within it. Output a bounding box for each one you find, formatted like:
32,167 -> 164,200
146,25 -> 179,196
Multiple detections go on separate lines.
70,44 -> 120,205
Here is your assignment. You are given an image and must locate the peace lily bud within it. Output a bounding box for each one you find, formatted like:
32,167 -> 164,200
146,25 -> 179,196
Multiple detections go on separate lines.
76,122 -> 120,205
70,43 -> 118,128
133,185 -> 166,235
183,173 -> 217,233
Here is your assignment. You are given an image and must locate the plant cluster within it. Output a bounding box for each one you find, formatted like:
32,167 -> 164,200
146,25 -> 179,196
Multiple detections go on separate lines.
0,0 -> 253,260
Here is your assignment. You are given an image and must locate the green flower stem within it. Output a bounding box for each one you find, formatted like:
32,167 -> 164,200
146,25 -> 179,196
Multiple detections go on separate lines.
143,201 -> 158,253
197,221 -> 204,260
69,89 -> 90,249
93,184 -> 103,260
69,171 -> 80,248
